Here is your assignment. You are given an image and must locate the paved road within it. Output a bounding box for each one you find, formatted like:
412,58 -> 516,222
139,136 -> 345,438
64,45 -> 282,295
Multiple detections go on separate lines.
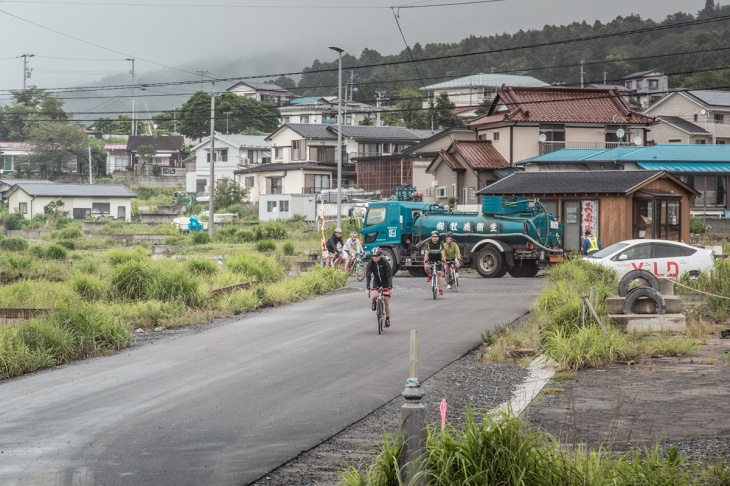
0,274 -> 546,486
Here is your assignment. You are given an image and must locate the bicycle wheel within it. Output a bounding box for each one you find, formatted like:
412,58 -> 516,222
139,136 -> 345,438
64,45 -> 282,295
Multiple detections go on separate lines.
450,268 -> 458,293
355,261 -> 365,281
432,274 -> 438,300
376,298 -> 384,334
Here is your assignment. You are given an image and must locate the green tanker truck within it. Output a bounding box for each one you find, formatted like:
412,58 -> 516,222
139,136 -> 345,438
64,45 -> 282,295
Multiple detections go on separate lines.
360,196 -> 564,278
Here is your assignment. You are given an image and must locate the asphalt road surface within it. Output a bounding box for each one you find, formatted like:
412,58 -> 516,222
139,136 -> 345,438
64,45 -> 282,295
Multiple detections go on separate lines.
0,273 -> 546,486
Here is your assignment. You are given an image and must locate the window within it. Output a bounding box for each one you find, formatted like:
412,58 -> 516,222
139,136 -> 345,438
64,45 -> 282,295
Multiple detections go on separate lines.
715,113 -> 725,124
117,206 -> 126,220
693,175 -> 726,207
313,174 -> 329,191
668,139 -> 681,143
648,79 -> 659,89
364,206 -> 385,227
279,200 -> 289,212
436,186 -> 447,198
695,139 -> 707,144
625,80 -> 633,89
619,243 -> 651,260
694,114 -> 698,122
605,125 -> 626,143
270,177 -> 282,194
281,116 -> 290,123
468,187 -> 476,200
19,202 -> 27,214
92,203 -> 111,215
300,115 -> 310,124
1,155 -> 13,171
317,147 -> 328,162
244,176 -> 254,189
206,149 -> 228,162
492,132 -> 500,142
653,243 -> 688,259
291,140 -> 301,160
636,80 -> 644,89
267,201 -> 277,212
539,124 -> 565,142
359,143 -> 380,155
275,147 -> 283,161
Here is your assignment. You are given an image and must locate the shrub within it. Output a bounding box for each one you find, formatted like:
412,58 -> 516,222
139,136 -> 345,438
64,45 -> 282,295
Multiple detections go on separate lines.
690,215 -> 707,234
186,257 -> 218,276
256,239 -> 276,252
1,237 -> 29,252
55,226 -> 83,240
30,246 -> 47,259
226,252 -> 284,283
236,229 -> 256,242
3,213 -> 26,230
256,221 -> 288,240
163,235 -> 186,245
107,247 -> 148,266
149,265 -> 204,308
56,240 -> 76,250
71,273 -> 108,301
282,241 -> 295,256
110,261 -> 157,300
44,244 -> 68,260
192,232 -> 210,245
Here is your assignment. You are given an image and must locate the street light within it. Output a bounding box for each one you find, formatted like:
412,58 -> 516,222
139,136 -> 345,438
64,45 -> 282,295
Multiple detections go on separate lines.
329,45 -> 344,229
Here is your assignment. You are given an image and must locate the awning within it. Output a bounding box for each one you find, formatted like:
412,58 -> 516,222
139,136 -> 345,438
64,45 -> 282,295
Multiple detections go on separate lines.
637,161 -> 730,174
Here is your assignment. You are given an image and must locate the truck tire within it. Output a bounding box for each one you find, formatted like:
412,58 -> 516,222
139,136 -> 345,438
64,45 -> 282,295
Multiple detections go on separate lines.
507,260 -> 539,278
475,246 -> 506,278
623,286 -> 666,314
618,269 -> 660,297
381,248 -> 398,277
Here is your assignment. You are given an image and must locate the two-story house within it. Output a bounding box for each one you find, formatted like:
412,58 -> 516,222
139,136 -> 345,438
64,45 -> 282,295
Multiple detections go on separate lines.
420,73 -> 549,110
226,81 -> 296,107
468,85 -> 656,164
187,133 -> 270,194
622,70 -> 669,109
0,142 -> 31,174
644,90 -> 730,144
279,97 -> 377,126
127,135 -> 187,174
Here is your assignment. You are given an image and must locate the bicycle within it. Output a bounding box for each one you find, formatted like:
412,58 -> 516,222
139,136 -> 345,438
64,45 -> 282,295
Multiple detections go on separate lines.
428,261 -> 441,300
345,253 -> 366,281
370,287 -> 386,334
445,259 -> 459,292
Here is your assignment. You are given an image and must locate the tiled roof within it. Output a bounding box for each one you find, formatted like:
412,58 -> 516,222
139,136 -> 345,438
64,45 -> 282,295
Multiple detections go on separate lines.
127,136 -> 185,151
422,73 -> 548,91
436,150 -> 466,171
477,170 -> 664,195
215,134 -> 270,148
450,140 -> 509,169
657,116 -> 710,134
9,183 -> 137,198
339,126 -> 435,140
469,86 -> 655,126
403,127 -> 474,153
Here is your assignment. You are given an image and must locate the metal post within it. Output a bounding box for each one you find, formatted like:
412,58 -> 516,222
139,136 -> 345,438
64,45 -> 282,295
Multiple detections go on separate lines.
401,330 -> 426,485
20,54 -> 34,90
208,82 -> 216,240
329,46 -> 344,229
88,145 -> 93,184
126,59 -> 136,136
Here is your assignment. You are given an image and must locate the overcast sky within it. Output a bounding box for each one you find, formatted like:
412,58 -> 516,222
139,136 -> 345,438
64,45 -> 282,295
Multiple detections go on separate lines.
0,0 -> 706,107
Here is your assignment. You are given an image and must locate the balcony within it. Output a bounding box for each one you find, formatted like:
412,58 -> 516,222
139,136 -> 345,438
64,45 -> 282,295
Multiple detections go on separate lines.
538,141 -> 626,156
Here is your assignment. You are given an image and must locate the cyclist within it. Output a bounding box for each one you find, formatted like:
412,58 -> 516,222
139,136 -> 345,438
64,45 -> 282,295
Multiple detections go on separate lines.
443,232 -> 461,289
423,230 -> 445,296
365,246 -> 393,327
325,227 -> 344,267
342,231 -> 364,272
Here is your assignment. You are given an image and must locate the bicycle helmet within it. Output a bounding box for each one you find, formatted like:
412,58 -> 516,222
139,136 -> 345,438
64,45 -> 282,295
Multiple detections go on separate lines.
350,231 -> 358,237
371,246 -> 383,256
335,227 -> 342,233
430,230 -> 439,236
446,232 -> 454,238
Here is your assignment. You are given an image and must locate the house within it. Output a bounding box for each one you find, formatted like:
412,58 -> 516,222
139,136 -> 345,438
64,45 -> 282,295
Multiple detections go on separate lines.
186,133 -> 270,194
468,85 -> 656,164
650,116 -> 712,145
621,70 -> 668,109
0,142 -> 31,174
644,90 -> 730,144
477,171 -> 697,252
105,143 -> 129,174
6,182 -> 137,221
127,135 -> 187,175
426,140 -> 511,206
226,81 -> 296,107
520,144 -> 730,217
420,73 -> 549,109
279,97 -> 377,126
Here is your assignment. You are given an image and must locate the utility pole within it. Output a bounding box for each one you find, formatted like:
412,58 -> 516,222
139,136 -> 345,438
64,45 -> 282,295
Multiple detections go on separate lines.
126,59 -> 136,136
208,81 -> 216,240
20,54 -> 34,90
88,145 -> 93,184
375,90 -> 386,127
580,60 -> 585,88
197,70 -> 210,92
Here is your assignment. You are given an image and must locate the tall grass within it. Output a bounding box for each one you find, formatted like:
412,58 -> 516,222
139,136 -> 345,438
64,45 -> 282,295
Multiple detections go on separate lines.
226,251 -> 284,283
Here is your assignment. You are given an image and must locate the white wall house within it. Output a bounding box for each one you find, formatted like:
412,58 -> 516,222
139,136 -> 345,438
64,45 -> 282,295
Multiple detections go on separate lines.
226,81 -> 296,107
420,73 -> 549,108
622,70 -> 669,109
644,90 -> 730,145
187,133 -> 270,194
279,97 -> 377,126
6,182 -> 136,221
0,142 -> 31,174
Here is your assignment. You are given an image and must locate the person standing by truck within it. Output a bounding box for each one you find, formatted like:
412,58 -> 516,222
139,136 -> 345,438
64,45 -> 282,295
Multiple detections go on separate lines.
365,247 -> 393,327
423,230 -> 446,295
443,232 -> 461,289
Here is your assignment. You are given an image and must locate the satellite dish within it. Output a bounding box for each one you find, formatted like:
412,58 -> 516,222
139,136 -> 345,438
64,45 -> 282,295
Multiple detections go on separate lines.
701,109 -> 707,115
634,136 -> 642,146
538,133 -> 547,143
616,128 -> 625,139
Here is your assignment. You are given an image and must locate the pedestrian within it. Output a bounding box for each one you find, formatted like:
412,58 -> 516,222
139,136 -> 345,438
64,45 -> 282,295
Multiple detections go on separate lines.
582,229 -> 602,256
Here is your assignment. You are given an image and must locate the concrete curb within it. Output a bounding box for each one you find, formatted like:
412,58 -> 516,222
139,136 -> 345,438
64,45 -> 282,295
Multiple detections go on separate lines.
497,355 -> 558,417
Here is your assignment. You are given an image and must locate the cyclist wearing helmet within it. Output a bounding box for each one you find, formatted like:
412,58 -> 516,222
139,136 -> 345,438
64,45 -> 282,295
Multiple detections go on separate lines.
365,247 -> 393,327
423,230 -> 446,295
342,231 -> 363,272
325,227 -> 344,267
443,232 -> 461,289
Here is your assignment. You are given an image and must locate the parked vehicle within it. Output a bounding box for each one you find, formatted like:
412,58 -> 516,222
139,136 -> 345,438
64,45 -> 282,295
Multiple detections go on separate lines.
360,196 -> 564,278
584,239 -> 715,279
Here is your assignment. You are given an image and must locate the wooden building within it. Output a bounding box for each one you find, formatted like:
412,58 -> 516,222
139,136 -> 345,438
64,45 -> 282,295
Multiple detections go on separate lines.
477,171 -> 698,253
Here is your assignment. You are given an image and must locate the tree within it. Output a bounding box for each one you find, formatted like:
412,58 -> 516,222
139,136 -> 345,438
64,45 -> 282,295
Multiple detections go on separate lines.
381,88 -> 428,128
214,177 -> 248,210
136,145 -> 157,165
474,97 -> 493,116
94,115 -> 134,135
25,122 -> 88,179
265,76 -> 297,91
0,87 -> 69,141
429,92 -> 464,129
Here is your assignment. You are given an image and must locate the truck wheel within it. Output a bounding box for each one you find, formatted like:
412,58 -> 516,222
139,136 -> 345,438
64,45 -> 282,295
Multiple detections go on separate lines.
507,260 -> 539,278
381,248 -> 398,277
475,247 -> 506,278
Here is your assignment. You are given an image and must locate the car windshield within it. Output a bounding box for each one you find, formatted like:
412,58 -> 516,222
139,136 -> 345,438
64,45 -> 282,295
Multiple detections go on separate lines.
586,242 -> 630,259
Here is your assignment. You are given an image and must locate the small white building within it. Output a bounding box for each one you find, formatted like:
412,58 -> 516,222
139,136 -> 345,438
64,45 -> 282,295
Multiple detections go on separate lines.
6,182 -> 137,221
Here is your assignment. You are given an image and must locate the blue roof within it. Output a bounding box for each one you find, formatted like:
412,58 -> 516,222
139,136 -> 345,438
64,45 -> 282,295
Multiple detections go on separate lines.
637,162 -> 730,174
523,144 -> 730,164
